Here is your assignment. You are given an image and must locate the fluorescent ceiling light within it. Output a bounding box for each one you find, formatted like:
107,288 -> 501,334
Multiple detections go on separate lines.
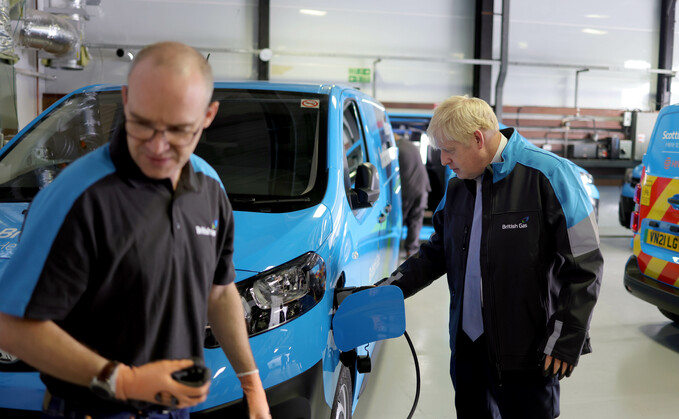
582,28 -> 607,35
624,60 -> 651,70
585,14 -> 609,19
300,9 -> 327,16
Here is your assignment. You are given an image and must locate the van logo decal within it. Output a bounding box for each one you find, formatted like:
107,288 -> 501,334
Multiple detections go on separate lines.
664,157 -> 679,170
662,130 -> 679,140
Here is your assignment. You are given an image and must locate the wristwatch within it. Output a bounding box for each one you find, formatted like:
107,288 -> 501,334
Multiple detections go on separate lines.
89,360 -> 120,399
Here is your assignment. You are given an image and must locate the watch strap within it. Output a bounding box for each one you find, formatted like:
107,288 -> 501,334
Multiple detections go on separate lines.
90,360 -> 120,399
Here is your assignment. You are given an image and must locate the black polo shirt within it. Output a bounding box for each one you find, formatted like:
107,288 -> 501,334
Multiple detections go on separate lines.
0,127 -> 235,409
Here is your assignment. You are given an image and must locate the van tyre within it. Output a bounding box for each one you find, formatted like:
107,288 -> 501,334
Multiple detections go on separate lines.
330,365 -> 353,419
659,308 -> 679,324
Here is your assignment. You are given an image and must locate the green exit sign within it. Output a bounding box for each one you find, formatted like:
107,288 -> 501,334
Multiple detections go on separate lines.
348,68 -> 371,83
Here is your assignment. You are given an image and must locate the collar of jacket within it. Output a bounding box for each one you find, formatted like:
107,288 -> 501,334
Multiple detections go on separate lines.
489,127 -> 528,183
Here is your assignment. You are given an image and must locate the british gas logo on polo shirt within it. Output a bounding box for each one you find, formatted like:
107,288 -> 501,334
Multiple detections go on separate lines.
195,219 -> 218,237
502,216 -> 530,230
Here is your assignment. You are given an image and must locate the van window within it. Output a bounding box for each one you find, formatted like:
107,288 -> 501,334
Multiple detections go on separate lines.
343,101 -> 368,187
196,89 -> 328,213
0,91 -> 120,201
0,89 -> 329,214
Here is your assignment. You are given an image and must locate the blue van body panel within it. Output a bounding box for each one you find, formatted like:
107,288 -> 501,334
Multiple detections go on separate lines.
199,292 -> 335,411
0,203 -> 29,260
0,371 -> 44,410
231,206 -> 333,273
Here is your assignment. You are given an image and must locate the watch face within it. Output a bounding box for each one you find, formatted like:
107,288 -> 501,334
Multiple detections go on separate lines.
90,380 -> 115,399
0,349 -> 18,364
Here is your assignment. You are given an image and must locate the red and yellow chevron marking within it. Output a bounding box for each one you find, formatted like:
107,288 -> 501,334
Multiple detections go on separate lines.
635,175 -> 679,287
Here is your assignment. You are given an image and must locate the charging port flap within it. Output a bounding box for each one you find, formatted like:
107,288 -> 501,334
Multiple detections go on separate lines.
332,285 -> 406,352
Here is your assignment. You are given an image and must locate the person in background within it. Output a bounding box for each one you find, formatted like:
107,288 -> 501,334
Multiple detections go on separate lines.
381,95 -> 602,418
397,130 -> 431,257
0,41 -> 270,419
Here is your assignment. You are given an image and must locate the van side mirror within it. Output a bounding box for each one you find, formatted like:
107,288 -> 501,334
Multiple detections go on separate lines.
332,285 -> 406,352
349,162 -> 380,209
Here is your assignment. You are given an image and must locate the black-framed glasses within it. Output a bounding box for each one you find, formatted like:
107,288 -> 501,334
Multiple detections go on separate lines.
125,119 -> 202,147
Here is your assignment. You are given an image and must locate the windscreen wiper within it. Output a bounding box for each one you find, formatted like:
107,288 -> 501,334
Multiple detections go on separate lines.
232,197 -> 311,205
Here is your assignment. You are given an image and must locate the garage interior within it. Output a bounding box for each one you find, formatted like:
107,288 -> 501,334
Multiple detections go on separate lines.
1,1 -> 679,418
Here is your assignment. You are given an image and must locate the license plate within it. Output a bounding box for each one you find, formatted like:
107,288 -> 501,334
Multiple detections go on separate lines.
646,229 -> 679,251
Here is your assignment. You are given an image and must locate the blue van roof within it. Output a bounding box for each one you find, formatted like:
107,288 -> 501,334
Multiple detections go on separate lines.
72,81 -> 362,96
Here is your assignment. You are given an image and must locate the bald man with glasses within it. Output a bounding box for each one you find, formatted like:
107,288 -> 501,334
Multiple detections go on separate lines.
0,42 -> 270,419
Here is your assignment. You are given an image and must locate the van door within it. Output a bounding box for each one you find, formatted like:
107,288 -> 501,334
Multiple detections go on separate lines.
340,96 -> 383,288
361,100 -> 402,273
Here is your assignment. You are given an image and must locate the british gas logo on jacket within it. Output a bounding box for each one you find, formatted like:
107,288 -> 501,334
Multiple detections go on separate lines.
501,216 -> 530,230
195,219 -> 218,237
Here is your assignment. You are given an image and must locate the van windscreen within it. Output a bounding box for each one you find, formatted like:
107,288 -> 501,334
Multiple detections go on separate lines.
196,89 -> 328,213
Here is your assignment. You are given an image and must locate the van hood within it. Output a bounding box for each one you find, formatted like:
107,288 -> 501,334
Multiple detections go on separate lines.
0,203 -> 334,280
232,205 -> 333,279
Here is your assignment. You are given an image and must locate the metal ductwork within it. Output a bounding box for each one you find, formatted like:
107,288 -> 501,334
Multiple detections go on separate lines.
0,0 -> 18,63
17,9 -> 79,56
10,0 -> 93,70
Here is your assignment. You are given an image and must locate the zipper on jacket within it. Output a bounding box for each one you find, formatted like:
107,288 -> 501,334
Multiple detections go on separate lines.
482,173 -> 504,387
462,225 -> 469,252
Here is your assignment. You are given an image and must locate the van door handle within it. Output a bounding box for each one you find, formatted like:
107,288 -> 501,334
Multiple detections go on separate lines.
378,204 -> 392,223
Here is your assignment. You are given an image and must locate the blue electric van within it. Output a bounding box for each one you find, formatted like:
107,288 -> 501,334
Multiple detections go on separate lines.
0,82 -> 406,417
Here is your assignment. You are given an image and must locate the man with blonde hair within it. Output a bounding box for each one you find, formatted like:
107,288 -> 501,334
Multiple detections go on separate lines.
0,42 -> 270,418
380,95 -> 602,418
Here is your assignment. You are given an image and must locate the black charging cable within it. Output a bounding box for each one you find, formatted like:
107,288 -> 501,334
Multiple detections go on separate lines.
403,330 -> 420,419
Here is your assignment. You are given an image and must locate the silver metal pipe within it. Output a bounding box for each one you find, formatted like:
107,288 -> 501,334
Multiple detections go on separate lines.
17,9 -> 79,56
83,43 -> 676,77
0,0 -> 16,62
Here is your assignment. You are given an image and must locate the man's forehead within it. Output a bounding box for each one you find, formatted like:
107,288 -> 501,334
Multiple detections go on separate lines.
436,138 -> 462,150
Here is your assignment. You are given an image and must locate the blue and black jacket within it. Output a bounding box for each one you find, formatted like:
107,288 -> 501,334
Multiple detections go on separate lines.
387,127 -> 603,372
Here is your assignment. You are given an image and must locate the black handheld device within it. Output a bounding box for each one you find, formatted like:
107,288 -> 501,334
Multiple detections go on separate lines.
171,361 -> 211,387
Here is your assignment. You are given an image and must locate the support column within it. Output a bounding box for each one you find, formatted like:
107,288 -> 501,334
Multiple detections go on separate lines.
655,0 -> 675,110
473,0 -> 494,103
257,0 -> 270,80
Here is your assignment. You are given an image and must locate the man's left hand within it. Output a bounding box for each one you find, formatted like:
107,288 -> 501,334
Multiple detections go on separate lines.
239,372 -> 271,419
542,355 -> 574,380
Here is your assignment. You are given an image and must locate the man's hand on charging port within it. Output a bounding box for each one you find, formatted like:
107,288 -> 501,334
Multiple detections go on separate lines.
116,359 -> 210,408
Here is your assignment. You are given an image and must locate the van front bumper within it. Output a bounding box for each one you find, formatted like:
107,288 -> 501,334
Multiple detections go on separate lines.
624,255 -> 679,315
192,360 -> 329,419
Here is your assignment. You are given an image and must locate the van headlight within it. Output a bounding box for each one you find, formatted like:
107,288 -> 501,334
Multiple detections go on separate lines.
237,252 -> 326,336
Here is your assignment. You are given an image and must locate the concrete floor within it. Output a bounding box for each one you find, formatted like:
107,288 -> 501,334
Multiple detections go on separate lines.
354,185 -> 679,419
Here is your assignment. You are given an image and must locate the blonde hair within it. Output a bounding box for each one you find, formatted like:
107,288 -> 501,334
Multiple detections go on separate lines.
128,41 -> 214,105
427,95 -> 499,148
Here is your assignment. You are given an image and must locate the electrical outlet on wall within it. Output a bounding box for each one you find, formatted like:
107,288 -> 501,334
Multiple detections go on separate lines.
623,111 -> 632,127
